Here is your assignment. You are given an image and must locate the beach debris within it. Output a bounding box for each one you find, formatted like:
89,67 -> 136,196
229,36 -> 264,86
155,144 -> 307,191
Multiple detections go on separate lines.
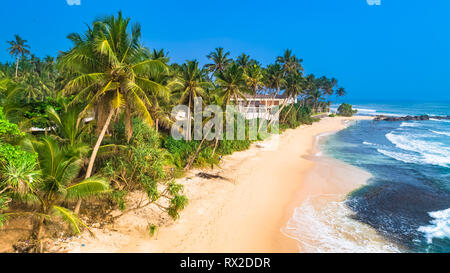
196,172 -> 229,181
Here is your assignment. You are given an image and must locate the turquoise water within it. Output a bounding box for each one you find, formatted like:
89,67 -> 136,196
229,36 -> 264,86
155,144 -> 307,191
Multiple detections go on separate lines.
325,102 -> 450,253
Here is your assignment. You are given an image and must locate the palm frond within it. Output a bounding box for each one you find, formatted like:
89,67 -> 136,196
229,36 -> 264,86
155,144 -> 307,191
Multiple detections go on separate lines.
65,176 -> 110,200
52,205 -> 91,235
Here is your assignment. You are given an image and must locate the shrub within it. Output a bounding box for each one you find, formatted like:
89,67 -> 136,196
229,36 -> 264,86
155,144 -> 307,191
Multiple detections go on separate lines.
104,119 -> 187,219
337,103 -> 357,117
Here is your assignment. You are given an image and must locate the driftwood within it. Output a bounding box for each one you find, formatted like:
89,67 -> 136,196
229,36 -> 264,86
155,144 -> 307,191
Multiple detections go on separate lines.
196,172 -> 229,181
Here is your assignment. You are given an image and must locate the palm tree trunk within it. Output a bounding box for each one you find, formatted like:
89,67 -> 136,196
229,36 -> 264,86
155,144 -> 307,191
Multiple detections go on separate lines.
74,107 -> 115,214
35,214 -> 45,240
124,105 -> 133,143
187,94 -> 192,141
184,135 -> 207,170
267,97 -> 288,129
15,57 -> 19,78
155,118 -> 159,133
211,137 -> 219,157
281,103 -> 295,123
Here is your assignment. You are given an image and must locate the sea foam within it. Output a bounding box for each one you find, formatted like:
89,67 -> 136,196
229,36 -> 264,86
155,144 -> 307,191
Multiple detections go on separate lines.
400,122 -> 420,127
282,196 -> 400,253
384,132 -> 450,168
418,208 -> 450,244
431,130 -> 450,137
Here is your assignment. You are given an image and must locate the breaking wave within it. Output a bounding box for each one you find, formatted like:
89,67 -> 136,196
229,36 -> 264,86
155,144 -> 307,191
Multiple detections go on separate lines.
418,208 -> 450,244
384,132 -> 450,168
282,195 -> 400,253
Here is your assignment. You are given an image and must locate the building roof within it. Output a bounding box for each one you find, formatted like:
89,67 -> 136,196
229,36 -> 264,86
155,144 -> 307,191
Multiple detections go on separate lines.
235,94 -> 289,100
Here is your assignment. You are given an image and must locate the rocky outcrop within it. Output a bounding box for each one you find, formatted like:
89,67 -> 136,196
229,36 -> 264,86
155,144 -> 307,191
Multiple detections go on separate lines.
374,115 -> 450,121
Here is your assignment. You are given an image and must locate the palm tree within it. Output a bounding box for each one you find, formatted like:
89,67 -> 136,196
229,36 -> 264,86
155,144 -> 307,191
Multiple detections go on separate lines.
173,60 -> 212,140
150,48 -> 170,64
236,53 -> 251,70
336,87 -> 346,97
43,56 -> 56,79
145,61 -> 174,132
215,63 -> 248,106
46,104 -> 91,157
0,78 -> 29,124
276,49 -> 303,76
281,74 -> 304,122
264,64 -> 286,98
204,47 -> 232,73
7,35 -> 31,78
244,63 -> 264,98
20,137 -> 109,239
59,12 -> 167,213
60,12 -> 166,168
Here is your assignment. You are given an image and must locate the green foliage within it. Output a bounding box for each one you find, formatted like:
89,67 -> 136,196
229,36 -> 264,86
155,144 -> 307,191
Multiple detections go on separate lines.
0,196 -> 9,227
52,205 -> 89,234
278,104 -> 314,130
337,103 -> 357,117
297,106 -> 314,125
168,194 -> 188,219
0,107 -> 23,137
105,119 -> 187,219
23,97 -> 65,128
0,13 -> 352,243
217,138 -> 251,155
162,137 -> 201,168
0,142 -> 37,167
148,223 -> 158,237
111,190 -> 127,211
0,107 -> 38,195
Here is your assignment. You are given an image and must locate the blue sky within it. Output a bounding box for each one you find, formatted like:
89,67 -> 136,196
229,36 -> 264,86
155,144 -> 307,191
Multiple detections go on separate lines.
1,0 -> 449,101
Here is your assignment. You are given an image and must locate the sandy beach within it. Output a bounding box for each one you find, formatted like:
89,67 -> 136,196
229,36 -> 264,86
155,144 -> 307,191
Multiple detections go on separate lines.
49,116 -> 375,253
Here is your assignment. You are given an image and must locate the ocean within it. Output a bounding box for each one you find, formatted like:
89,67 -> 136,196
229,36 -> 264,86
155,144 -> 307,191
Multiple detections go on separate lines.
287,102 -> 450,253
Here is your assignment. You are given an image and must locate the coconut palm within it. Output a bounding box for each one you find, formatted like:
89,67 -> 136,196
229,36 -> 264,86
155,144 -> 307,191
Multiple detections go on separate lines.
244,63 -> 264,97
236,53 -> 251,70
7,35 -> 31,78
59,11 -> 167,179
281,74 -> 304,122
20,137 -> 109,239
215,63 -> 248,106
45,104 -> 91,158
59,12 -> 168,213
173,60 -> 212,140
145,61 -> 175,132
204,47 -> 232,73
263,64 -> 286,98
336,87 -> 346,97
150,48 -> 170,64
276,49 -> 303,76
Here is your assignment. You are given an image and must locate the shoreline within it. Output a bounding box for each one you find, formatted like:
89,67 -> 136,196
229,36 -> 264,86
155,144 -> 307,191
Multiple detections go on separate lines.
48,116 -> 374,253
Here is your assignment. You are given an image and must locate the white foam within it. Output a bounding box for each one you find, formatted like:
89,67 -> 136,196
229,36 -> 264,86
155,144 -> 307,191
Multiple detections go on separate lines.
384,132 -> 450,168
431,130 -> 450,137
282,196 -> 400,253
377,149 -> 422,165
400,122 -> 420,127
363,141 -> 376,146
418,208 -> 450,244
430,118 -> 450,123
355,108 -> 377,113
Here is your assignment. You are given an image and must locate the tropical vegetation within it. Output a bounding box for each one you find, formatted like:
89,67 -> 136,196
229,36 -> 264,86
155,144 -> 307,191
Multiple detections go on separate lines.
0,12 -> 347,251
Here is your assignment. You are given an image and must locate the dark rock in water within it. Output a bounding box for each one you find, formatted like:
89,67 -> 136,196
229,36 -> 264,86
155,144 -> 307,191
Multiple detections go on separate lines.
374,115 -> 431,122
429,115 -> 450,120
